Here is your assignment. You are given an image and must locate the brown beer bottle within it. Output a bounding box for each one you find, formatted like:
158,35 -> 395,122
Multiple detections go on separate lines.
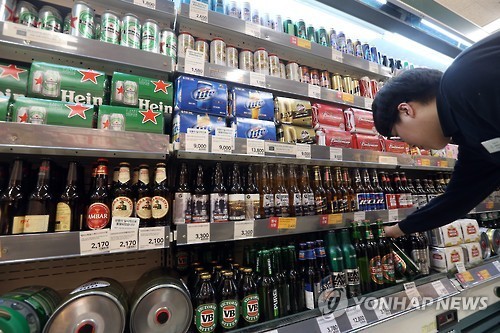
400,172 -> 413,207
259,164 -> 274,218
136,164 -> 152,227
300,165 -> 315,216
192,164 -> 209,223
353,168 -> 366,211
152,163 -> 171,226
210,163 -> 228,222
288,165 -> 303,217
392,172 -> 406,208
342,168 -> 356,212
86,158 -> 111,230
334,167 -> 347,213
55,161 -> 82,232
245,164 -> 261,220
218,271 -> 240,331
174,162 -> 192,224
131,167 -> 139,197
0,159 -> 26,235
112,162 -> 134,219
274,164 -> 290,217
193,273 -> 218,333
312,166 -> 327,215
228,163 -> 246,221
323,166 -> 338,214
111,166 -> 119,193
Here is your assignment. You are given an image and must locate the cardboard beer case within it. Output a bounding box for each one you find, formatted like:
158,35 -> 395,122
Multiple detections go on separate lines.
278,124 -> 316,144
0,96 -> 10,121
315,125 -> 352,148
0,62 -> 29,99
98,105 -> 164,134
274,97 -> 312,127
229,117 -> 276,141
174,76 -> 228,116
229,87 -> 274,121
172,109 -> 227,142
430,220 -> 464,247
343,107 -> 377,135
352,133 -> 381,151
312,103 -> 345,130
457,219 -> 480,243
430,246 -> 464,273
460,242 -> 483,266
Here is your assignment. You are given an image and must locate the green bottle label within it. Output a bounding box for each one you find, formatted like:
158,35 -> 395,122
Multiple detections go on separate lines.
195,303 -> 217,333
219,299 -> 239,330
242,294 -> 260,323
382,253 -> 395,282
272,288 -> 280,317
369,255 -> 384,285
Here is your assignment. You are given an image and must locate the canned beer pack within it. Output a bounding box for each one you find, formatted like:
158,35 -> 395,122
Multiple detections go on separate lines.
0,96 -> 9,121
343,108 -> 377,135
12,97 -> 95,128
274,97 -> 312,127
28,62 -> 108,105
430,221 -> 464,247
381,138 -> 409,154
229,87 -> 274,121
98,105 -> 164,134
110,72 -> 173,113
0,62 -> 29,99
457,219 -> 480,243
278,124 -> 316,144
315,125 -> 352,148
175,76 -> 228,116
229,117 -> 276,140
430,246 -> 464,273
312,103 -> 345,130
352,133 -> 381,151
172,109 -> 227,142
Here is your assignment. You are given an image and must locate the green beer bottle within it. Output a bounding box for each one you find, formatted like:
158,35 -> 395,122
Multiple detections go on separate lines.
364,222 -> 384,290
286,245 -> 305,313
258,250 -> 280,321
338,229 -> 362,297
272,247 -> 289,317
377,221 -> 396,286
325,231 -> 347,291
352,224 -> 370,293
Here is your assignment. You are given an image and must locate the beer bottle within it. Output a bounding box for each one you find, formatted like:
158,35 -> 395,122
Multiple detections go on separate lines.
254,250 -> 263,286
259,164 -> 274,218
342,168 -> 356,212
193,273 -> 218,333
239,268 -> 260,326
392,172 -> 406,208
376,221 -> 395,286
338,229 -> 362,297
131,167 -> 139,197
0,163 -> 7,194
86,159 -> 111,230
351,224 -> 370,293
174,163 -> 192,224
371,169 -> 385,210
410,233 -> 429,276
286,245 -> 305,313
414,179 -> 428,208
392,241 -> 420,280
300,165 -> 315,216
136,164 -> 152,227
111,166 -> 119,193
315,239 -> 333,308
312,166 -> 327,215
353,168 -> 366,211
0,159 -> 26,235
418,232 -> 431,275
111,162 -> 134,219
382,171 -> 397,209
274,164 -> 290,217
88,163 -> 97,199
362,169 -> 375,211
210,163 -> 228,223
228,163 -> 245,221
24,159 -> 56,233
258,250 -> 279,321
407,178 -> 419,209
272,247 -> 289,317
304,242 -> 321,309
334,167 -> 348,212
400,172 -> 413,208
323,167 -> 338,214
190,266 -> 207,294
55,161 -> 82,232
152,163 -> 171,226
297,242 -> 307,279
325,231 -> 347,291
363,222 -> 384,290
217,271 -> 239,331
287,165 -> 303,217
245,165 -> 261,220
192,165 -> 209,223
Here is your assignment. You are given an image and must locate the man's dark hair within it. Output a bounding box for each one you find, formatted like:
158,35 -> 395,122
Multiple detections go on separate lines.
372,68 -> 443,137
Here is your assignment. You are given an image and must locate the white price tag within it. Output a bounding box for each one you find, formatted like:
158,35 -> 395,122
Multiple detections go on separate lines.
431,280 -> 449,297
111,217 -> 140,230
372,300 -> 392,320
247,139 -> 265,156
329,147 -> 343,161
211,135 -> 234,154
378,156 -> 398,165
346,305 -> 368,329
263,330 -> 278,333
331,49 -> 343,63
493,260 -> 500,273
79,229 -> 110,255
308,84 -> 321,99
316,315 -> 341,333
187,223 -> 211,244
186,128 -> 209,153
215,127 -> 235,137
133,0 -> 156,9
189,0 -> 209,23
234,220 -> 255,240
265,142 -> 297,155
110,229 -> 138,253
404,282 -> 422,303
296,143 -> 312,159
455,262 -> 466,273
354,211 -> 365,222
250,72 -> 266,88
388,209 -> 398,222
3,23 -> 73,47
364,98 -> 373,110
184,49 -> 206,76
368,62 -> 379,73
139,227 -> 166,250
245,22 -> 261,38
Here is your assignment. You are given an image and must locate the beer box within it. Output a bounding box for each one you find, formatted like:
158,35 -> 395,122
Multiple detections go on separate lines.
458,219 -> 480,243
172,110 -> 227,142
278,124 -> 316,144
430,246 -> 464,273
460,242 -> 483,266
430,220 -> 464,247
312,103 -> 345,130
275,97 -> 312,127
382,138 -> 409,154
445,144 -> 459,159
174,76 -> 228,116
98,105 -> 164,134
315,125 -> 352,148
229,87 -> 274,121
0,62 -> 29,99
230,117 -> 276,141
12,97 -> 94,128
352,134 -> 381,151
28,62 -> 108,105
0,96 -> 9,121
110,72 -> 173,112
343,108 -> 377,135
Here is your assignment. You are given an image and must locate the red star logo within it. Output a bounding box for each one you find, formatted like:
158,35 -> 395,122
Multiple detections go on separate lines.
78,69 -> 102,84
102,119 -> 110,129
70,16 -> 78,28
139,109 -> 160,124
4,4 -> 14,22
0,64 -> 26,80
18,112 -> 28,123
116,85 -> 124,95
151,80 -> 171,94
66,103 -> 92,119
35,75 -> 43,85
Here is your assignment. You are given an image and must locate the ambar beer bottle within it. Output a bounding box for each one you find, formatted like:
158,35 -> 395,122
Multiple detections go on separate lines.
55,161 -> 82,232
111,162 -> 134,219
86,158 -> 111,230
300,165 -> 315,216
135,164 -> 152,227
0,159 -> 26,235
193,273 -> 218,333
239,268 -> 260,326
259,164 -> 274,218
323,167 -> 338,214
152,163 -> 171,226
218,271 -> 240,331
312,166 -> 327,215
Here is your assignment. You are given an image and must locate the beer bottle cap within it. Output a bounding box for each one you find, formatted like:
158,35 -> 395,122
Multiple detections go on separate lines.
200,273 -> 212,280
244,268 -> 252,273
223,271 -> 234,277
156,163 -> 167,168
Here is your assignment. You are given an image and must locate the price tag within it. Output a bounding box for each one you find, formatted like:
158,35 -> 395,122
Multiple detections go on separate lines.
438,160 -> 449,168
211,135 -> 233,154
268,217 -> 279,229
247,139 -> 265,156
110,229 -> 138,253
485,201 -> 494,210
278,217 -> 297,229
187,223 -> 211,244
346,305 -> 368,329
368,62 -> 379,73
354,211 -> 365,222
404,282 -> 421,303
331,49 -> 343,63
493,261 -> 500,273
364,98 -> 373,110
457,271 -> 474,283
265,142 -> 297,155
245,22 -> 261,38
342,93 -> 354,104
139,227 -> 166,250
431,280 -> 449,297
80,229 -> 110,255
328,214 -> 343,225
316,315 -> 341,333
329,147 -> 343,161
372,300 -> 392,320
263,330 -> 278,333
296,143 -> 312,159
477,269 -> 491,280
111,217 -> 140,230
378,156 -> 398,165
421,158 -> 431,166
296,38 -> 311,49
308,84 -> 321,99
388,209 -> 398,222
2,23 -> 73,47
250,72 -> 266,88
189,0 -> 209,23
234,220 -> 254,240
455,262 -> 466,273
133,0 -> 156,9
186,128 -> 209,153
184,49 -> 206,76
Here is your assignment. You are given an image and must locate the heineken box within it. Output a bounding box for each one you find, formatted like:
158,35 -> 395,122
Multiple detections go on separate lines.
175,76 -> 228,116
229,87 -> 274,121
27,62 -> 109,105
110,72 -> 173,112
98,105 -> 164,134
0,62 -> 29,99
12,97 -> 94,128
173,110 -> 227,142
229,117 -> 276,141
0,96 -> 9,121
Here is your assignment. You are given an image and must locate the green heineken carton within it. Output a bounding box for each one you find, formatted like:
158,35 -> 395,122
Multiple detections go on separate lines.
110,72 -> 173,112
0,62 -> 29,99
0,96 -> 10,121
27,62 -> 109,105
12,97 -> 95,128
98,105 -> 164,134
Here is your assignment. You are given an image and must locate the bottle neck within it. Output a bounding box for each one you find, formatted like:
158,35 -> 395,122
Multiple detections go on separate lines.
118,165 -> 130,184
37,160 -> 51,187
139,167 -> 150,185
155,167 -> 167,184
66,162 -> 78,186
8,160 -> 23,187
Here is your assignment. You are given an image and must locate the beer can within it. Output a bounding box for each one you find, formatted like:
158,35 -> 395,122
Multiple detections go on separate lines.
0,0 -> 16,22
160,29 -> 177,60
310,69 -> 320,86
41,69 -> 61,98
253,47 -> 269,75
279,61 -> 286,79
177,32 -> 194,58
260,12 -> 270,28
370,79 -> 379,97
213,0 -> 225,13
100,113 -> 110,129
346,38 -> 354,55
354,40 -> 363,57
62,13 -> 71,34
28,106 -> 47,124
337,31 -> 346,53
14,1 -> 38,28
371,46 -> 379,63
274,15 -> 283,32
122,80 -> 139,106
359,76 -> 372,98
239,49 -> 253,71
141,19 -> 160,53
320,70 -> 330,88
479,229 -> 491,259
242,1 -> 251,21
306,24 -> 316,43
329,28 -> 338,50
395,59 -> 402,70
226,0 -> 240,19
70,1 -> 94,39
316,27 -> 329,46
43,278 -> 128,333
342,75 -> 353,95
331,73 -> 343,92
38,6 -> 62,32
129,269 -> 192,333
100,10 -> 121,44
283,18 -> 295,36
251,8 -> 259,24
268,53 -> 280,78
226,45 -> 238,68
210,38 -> 226,66
113,80 -> 124,103
296,19 -> 306,39
300,65 -> 310,84
485,228 -> 500,254
94,16 -> 100,39
195,38 -> 209,62
121,13 -> 141,49
352,78 -> 360,96
285,61 -> 300,82
362,42 -> 371,61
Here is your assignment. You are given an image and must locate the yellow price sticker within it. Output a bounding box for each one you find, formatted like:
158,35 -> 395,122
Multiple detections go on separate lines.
439,160 -> 448,168
478,269 -> 491,280
328,214 -> 343,225
485,201 -> 494,210
342,93 -> 354,104
461,271 -> 474,283
297,39 -> 312,49
421,158 -> 431,166
278,217 -> 297,229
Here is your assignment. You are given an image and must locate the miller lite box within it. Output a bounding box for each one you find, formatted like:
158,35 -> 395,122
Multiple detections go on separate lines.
0,61 -> 29,99
460,242 -> 483,266
110,72 -> 173,112
430,220 -> 464,247
312,103 -> 345,130
172,110 -> 227,142
352,134 -> 381,151
229,87 -> 274,121
274,97 -> 312,127
174,76 -> 228,116
430,246 -> 464,273
230,117 -> 276,141
343,108 -> 377,135
98,105 -> 164,134
315,125 -> 352,148
12,97 -> 94,128
382,138 -> 409,154
278,124 -> 316,144
28,62 -> 109,105
457,219 -> 480,243
0,96 -> 9,121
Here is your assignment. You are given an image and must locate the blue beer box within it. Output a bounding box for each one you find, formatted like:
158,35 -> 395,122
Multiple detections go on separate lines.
172,109 -> 228,142
230,117 -> 277,141
175,76 -> 228,116
230,87 -> 274,121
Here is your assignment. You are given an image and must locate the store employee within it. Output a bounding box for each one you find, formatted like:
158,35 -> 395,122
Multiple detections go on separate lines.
372,31 -> 500,238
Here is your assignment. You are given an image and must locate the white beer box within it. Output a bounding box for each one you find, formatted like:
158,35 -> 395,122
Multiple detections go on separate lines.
430,246 -> 464,273
460,242 -> 483,266
457,218 -> 480,243
430,220 -> 464,247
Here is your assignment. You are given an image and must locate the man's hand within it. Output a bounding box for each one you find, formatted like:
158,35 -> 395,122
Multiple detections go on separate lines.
384,224 -> 405,238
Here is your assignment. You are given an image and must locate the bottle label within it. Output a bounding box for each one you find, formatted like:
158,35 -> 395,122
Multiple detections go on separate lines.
118,166 -> 130,183
274,193 -> 290,217
345,268 -> 360,286
173,192 -> 192,224
427,194 -> 438,202
86,203 -> 110,229
417,195 -> 428,208
412,195 -> 419,209
155,168 -> 167,183
151,195 -> 169,219
139,169 -> 149,185
411,249 -> 424,272
55,202 -> 71,231
292,193 -> 302,206
331,271 -> 347,288
392,251 -> 407,274
192,194 -> 209,223
136,197 -> 152,219
245,193 -> 261,220
381,253 -> 395,282
369,255 -> 384,285
262,193 -> 274,217
272,287 -> 279,318
228,194 -> 246,221
304,284 -> 315,310
315,195 -> 326,213
11,216 -> 25,234
242,294 -> 260,323
195,303 -> 217,333
219,299 -> 239,330
210,193 -> 228,222
112,196 -> 134,217
302,192 -> 315,215
23,215 -> 49,233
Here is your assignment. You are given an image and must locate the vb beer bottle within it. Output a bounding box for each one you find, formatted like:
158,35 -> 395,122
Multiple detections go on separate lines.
217,271 -> 239,331
239,268 -> 260,326
193,273 -> 218,333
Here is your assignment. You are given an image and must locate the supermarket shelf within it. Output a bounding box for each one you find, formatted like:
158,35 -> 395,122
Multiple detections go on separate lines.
177,4 -> 391,81
0,122 -> 169,160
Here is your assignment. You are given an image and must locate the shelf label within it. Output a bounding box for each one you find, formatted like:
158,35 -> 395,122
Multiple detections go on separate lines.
342,93 -> 354,104
265,142 -> 297,155
353,211 -> 365,223
268,217 -> 279,229
485,201 -> 494,210
189,0 -> 209,23
187,223 -> 211,243
308,84 -> 321,99
110,229 -> 138,253
139,227 -> 166,250
249,72 -> 266,88
477,269 -> 491,280
111,217 -> 139,230
431,280 -> 448,297
329,214 -> 343,225
317,315 -> 341,333
184,49 -> 206,76
364,98 -> 373,110
247,139 -> 265,156
368,62 -> 379,73
211,135 -> 233,154
320,215 -> 328,226
455,262 -> 466,273
379,156 -> 398,165
80,229 -> 110,255
290,36 -> 311,49
296,143 -> 312,159
456,271 -> 474,284
186,128 -> 209,153
372,300 -> 392,320
331,49 -> 343,63
234,220 -> 255,239
438,160 -> 448,168
329,147 -> 343,161
388,209 -> 398,222
404,282 -> 422,303
278,217 -> 297,229
493,261 -> 500,273
3,23 -> 73,47
133,0 -> 156,10
245,22 -> 261,38
346,305 -> 367,329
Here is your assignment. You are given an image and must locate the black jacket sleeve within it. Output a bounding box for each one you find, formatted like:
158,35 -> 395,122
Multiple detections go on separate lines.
398,146 -> 500,234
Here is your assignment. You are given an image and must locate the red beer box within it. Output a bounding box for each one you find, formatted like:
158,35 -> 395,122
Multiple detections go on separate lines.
312,103 -> 345,130
352,134 -> 381,151
382,138 -> 409,154
343,108 -> 377,135
315,125 -> 352,148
